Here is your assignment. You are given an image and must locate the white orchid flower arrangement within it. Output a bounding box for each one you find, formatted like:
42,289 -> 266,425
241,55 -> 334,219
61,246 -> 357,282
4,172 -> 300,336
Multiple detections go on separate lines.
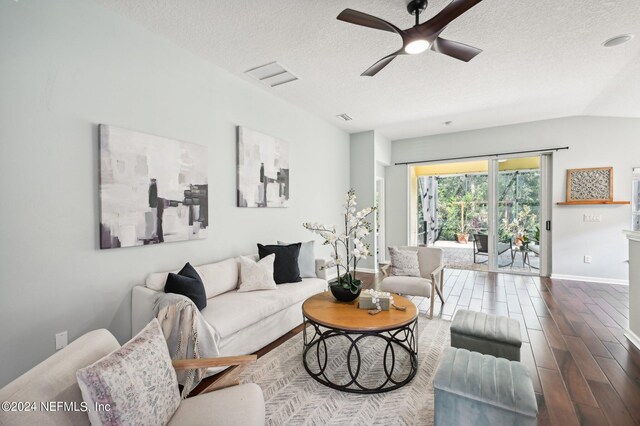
303,189 -> 376,294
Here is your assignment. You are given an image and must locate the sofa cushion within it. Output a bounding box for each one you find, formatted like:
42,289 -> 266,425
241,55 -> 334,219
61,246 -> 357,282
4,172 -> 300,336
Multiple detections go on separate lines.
379,275 -> 432,298
258,243 -> 302,284
278,240 -> 316,278
146,258 -> 239,299
238,255 -> 277,292
164,263 -> 207,310
76,319 -> 181,426
202,278 -> 327,339
168,383 -> 265,426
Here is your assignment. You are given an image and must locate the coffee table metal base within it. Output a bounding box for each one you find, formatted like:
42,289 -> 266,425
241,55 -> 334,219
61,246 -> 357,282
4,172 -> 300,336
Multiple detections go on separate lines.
302,316 -> 418,394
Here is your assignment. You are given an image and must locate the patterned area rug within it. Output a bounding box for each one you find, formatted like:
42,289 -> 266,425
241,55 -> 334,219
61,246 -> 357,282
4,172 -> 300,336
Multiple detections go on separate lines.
240,316 -> 451,425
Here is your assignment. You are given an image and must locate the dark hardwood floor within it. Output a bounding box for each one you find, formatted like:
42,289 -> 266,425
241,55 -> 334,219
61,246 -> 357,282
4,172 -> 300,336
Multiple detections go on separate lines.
358,269 -> 639,426
208,269 -> 638,425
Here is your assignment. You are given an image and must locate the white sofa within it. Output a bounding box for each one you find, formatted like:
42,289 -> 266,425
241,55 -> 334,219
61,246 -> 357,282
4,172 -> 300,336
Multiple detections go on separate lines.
132,256 -> 329,356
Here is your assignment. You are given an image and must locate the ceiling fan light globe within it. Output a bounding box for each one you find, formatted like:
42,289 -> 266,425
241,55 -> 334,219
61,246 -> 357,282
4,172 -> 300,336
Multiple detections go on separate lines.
405,39 -> 430,54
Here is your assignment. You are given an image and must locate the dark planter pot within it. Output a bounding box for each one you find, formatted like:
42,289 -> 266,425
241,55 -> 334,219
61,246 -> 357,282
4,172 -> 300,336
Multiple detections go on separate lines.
330,285 -> 361,302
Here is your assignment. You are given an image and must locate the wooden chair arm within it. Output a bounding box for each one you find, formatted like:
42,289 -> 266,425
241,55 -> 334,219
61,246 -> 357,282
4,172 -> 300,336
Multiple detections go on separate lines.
430,264 -> 445,283
380,263 -> 391,277
172,354 -> 257,371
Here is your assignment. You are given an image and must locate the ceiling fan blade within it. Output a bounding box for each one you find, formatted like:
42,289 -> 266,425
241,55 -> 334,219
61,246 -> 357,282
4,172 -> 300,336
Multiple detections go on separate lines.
337,9 -> 402,35
361,51 -> 404,77
431,37 -> 482,62
420,0 -> 484,36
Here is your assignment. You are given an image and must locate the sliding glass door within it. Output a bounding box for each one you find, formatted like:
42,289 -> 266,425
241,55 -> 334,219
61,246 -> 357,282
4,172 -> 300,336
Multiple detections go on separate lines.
490,157 -> 542,274
415,160 -> 490,272
413,155 -> 548,276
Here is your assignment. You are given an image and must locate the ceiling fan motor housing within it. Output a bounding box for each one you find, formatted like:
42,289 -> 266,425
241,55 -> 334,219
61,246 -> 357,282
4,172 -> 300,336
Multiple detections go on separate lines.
407,0 -> 428,16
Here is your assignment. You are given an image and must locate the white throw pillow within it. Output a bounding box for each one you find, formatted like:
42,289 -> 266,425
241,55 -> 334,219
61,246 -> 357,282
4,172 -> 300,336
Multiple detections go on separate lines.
146,268 -> 179,291
145,258 -> 240,298
237,254 -> 277,292
195,258 -> 239,298
388,246 -> 421,277
76,319 -> 180,426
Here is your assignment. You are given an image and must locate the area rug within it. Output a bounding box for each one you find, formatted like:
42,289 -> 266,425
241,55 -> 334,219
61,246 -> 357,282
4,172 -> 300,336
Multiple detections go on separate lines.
240,316 -> 451,425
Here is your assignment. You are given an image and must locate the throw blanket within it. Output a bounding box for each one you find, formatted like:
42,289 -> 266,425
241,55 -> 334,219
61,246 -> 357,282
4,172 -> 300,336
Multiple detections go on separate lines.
154,293 -> 221,398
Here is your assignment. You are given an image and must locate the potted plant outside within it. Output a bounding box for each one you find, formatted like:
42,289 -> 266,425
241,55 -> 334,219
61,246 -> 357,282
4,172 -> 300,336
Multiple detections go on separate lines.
502,205 -> 538,249
456,222 -> 470,244
303,189 -> 376,302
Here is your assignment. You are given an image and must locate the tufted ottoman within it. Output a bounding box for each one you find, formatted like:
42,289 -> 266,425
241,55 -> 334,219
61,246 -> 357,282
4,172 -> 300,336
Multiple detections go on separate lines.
451,310 -> 522,361
433,347 -> 538,426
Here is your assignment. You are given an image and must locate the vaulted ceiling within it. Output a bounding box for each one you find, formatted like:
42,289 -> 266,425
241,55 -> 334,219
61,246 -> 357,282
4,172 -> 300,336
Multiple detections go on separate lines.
96,0 -> 640,140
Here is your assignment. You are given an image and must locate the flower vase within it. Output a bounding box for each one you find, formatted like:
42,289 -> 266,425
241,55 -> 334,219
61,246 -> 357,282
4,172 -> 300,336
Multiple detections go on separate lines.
330,285 -> 361,302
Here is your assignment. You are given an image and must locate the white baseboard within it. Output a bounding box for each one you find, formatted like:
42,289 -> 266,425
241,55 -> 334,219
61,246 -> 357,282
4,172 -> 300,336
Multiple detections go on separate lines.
355,267 -> 379,274
550,273 -> 628,286
624,329 -> 640,351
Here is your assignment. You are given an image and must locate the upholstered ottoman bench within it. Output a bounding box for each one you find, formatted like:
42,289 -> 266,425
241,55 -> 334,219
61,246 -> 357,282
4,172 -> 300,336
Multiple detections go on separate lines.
433,347 -> 538,426
451,310 -> 522,361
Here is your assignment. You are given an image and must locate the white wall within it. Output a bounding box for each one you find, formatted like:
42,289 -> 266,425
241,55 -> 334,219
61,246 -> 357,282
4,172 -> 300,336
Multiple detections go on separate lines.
387,116 -> 639,283
350,131 -> 376,270
386,165 -> 410,248
0,0 -> 350,386
375,132 -> 392,168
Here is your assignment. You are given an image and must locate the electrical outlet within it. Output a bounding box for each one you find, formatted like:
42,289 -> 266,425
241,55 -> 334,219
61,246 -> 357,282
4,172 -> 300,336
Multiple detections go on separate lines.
55,331 -> 68,350
583,214 -> 602,223
584,255 -> 592,264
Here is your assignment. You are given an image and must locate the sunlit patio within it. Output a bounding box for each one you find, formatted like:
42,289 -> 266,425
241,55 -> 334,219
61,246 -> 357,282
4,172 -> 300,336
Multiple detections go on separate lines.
433,239 -> 540,273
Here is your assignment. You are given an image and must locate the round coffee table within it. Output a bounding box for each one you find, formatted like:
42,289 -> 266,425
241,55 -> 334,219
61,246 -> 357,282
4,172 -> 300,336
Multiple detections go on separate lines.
301,291 -> 418,394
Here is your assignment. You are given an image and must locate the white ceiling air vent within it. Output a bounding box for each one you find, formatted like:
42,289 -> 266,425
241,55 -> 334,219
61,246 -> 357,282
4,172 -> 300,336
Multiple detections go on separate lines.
244,62 -> 298,87
336,113 -> 353,121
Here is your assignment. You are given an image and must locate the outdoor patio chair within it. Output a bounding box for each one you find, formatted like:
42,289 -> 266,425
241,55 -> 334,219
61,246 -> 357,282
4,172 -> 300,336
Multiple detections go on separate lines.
473,234 -> 514,266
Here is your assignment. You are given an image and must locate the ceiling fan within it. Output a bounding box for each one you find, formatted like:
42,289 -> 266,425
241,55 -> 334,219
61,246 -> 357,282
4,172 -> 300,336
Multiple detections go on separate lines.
337,0 -> 484,76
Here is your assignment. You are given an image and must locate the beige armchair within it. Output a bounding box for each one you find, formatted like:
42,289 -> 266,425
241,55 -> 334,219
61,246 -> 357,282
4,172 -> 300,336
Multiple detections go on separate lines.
0,329 -> 265,426
380,246 -> 445,319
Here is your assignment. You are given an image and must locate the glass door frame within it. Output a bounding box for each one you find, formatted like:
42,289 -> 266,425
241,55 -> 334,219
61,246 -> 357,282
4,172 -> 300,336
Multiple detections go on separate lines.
487,154 -> 550,276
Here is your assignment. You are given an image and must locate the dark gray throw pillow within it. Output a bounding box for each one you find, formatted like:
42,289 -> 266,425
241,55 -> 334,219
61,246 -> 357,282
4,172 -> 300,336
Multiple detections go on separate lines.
278,240 -> 315,278
258,243 -> 302,284
164,262 -> 207,311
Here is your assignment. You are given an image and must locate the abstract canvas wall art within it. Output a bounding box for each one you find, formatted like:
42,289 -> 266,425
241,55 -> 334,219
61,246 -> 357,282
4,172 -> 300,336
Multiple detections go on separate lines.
237,126 -> 290,207
99,125 -> 208,249
566,167 -> 613,202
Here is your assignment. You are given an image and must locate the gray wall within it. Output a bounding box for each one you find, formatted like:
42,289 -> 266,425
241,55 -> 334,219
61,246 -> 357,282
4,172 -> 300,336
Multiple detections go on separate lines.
387,116 -> 640,283
0,1 -> 350,386
350,131 -> 376,270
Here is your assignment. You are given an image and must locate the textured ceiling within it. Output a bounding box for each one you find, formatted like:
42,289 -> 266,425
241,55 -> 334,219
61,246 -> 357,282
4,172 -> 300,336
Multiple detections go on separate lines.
95,0 -> 640,140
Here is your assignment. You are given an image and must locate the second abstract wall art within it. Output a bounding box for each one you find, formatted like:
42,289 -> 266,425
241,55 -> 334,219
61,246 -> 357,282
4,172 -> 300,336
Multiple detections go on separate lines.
236,126 -> 290,208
